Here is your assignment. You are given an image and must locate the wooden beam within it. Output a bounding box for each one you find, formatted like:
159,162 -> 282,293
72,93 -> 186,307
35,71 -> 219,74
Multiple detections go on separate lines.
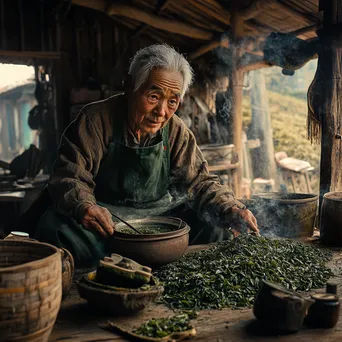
108,4 -> 214,40
72,0 -> 106,11
317,0 -> 342,199
239,0 -> 278,20
132,0 -> 172,39
238,58 -> 272,73
18,0 -> 25,50
275,0 -> 319,26
157,0 -> 172,13
188,35 -> 265,61
248,69 -> 278,183
0,50 -> 62,59
231,11 -> 245,198
187,0 -> 268,36
1,0 -> 6,50
72,0 -> 214,40
188,37 -> 229,60
240,0 -> 318,27
177,0 -> 227,32
187,0 -> 232,25
290,24 -> 321,36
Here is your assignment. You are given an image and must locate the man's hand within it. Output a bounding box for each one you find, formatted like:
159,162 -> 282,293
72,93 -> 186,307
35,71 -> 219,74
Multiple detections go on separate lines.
229,207 -> 259,237
81,205 -> 115,237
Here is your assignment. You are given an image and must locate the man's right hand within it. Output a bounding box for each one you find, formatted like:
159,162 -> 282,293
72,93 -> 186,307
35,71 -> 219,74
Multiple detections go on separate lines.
81,205 -> 115,237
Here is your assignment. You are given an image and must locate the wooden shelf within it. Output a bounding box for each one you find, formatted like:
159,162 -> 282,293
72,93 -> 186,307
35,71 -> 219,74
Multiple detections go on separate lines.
208,162 -> 240,172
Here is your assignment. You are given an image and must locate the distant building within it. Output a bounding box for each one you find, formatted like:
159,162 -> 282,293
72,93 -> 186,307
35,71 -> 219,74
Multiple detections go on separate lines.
0,80 -> 37,161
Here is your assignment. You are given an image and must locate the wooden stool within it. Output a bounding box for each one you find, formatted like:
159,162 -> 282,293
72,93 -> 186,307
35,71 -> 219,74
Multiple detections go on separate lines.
275,152 -> 314,193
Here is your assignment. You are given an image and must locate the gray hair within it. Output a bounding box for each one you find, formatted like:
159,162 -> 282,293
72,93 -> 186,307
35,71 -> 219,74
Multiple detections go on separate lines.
128,44 -> 194,99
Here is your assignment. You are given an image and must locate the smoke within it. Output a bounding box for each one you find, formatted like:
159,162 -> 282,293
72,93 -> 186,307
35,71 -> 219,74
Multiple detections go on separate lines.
263,32 -> 319,73
216,91 -> 232,123
245,193 -> 317,239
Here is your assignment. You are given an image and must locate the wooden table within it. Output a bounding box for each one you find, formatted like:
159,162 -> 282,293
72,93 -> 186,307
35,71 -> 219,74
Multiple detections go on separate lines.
50,246 -> 342,342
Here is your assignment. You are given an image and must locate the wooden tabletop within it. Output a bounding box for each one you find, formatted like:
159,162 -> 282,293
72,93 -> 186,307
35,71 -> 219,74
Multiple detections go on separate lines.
50,246 -> 342,342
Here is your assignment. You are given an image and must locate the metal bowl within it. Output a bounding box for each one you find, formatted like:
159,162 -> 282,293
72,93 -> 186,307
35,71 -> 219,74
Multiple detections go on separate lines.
109,217 -> 190,268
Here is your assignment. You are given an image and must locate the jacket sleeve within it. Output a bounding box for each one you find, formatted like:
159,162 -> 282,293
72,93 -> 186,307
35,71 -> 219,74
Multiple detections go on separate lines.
169,115 -> 245,226
48,110 -> 107,223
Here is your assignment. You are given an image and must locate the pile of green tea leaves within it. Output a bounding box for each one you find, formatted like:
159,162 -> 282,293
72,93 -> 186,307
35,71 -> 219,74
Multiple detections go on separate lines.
156,235 -> 333,310
133,313 -> 193,338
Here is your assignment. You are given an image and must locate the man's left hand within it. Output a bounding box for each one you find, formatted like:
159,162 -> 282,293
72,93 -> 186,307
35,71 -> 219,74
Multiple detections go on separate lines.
229,207 -> 259,237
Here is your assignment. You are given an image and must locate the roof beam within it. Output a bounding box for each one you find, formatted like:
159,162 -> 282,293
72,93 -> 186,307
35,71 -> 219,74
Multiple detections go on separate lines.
0,50 -> 62,59
290,23 -> 321,36
188,36 -> 229,60
239,0 -> 318,26
132,0 -> 172,39
107,4 -> 214,40
238,58 -> 273,73
72,0 -> 214,40
239,0 -> 278,20
274,0 -> 318,25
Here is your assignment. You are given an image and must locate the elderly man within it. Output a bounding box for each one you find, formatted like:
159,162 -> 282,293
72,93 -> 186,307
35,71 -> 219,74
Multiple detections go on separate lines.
35,44 -> 258,267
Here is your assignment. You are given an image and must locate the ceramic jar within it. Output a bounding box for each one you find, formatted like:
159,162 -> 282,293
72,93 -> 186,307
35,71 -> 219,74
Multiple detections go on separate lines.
305,293 -> 340,328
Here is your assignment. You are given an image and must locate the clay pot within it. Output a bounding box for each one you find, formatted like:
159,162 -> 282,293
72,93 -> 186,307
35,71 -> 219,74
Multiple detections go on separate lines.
320,192 -> 342,246
253,280 -> 314,334
110,217 -> 190,267
61,248 -> 74,299
250,192 -> 318,238
305,293 -> 340,328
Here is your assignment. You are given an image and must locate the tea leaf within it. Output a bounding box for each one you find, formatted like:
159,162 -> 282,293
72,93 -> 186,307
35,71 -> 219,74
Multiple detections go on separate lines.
156,235 -> 333,310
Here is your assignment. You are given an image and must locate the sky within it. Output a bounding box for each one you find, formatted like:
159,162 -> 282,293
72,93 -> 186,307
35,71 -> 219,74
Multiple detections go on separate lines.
0,63 -> 35,88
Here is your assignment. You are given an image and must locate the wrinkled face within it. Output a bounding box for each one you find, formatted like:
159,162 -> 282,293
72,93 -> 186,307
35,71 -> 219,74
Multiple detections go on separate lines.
129,68 -> 183,137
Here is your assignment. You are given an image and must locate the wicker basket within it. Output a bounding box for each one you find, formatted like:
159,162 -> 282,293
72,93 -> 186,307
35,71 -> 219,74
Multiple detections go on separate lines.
0,240 -> 62,342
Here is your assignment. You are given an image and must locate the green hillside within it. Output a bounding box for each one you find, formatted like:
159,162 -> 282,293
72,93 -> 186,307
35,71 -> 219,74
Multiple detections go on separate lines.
242,91 -> 321,170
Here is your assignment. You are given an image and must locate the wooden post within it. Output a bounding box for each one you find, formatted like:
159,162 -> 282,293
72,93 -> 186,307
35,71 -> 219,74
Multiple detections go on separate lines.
247,69 -> 278,183
317,0 -> 342,199
0,0 -> 6,50
231,12 -> 244,198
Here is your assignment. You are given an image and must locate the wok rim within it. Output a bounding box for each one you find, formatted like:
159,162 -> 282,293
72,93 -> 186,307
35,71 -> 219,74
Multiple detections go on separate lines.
113,216 -> 191,241
252,192 -> 319,204
323,191 -> 342,202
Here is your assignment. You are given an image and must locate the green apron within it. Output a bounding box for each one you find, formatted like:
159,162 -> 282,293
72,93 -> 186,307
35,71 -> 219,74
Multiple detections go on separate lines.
94,113 -> 170,206
36,114 -> 176,267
